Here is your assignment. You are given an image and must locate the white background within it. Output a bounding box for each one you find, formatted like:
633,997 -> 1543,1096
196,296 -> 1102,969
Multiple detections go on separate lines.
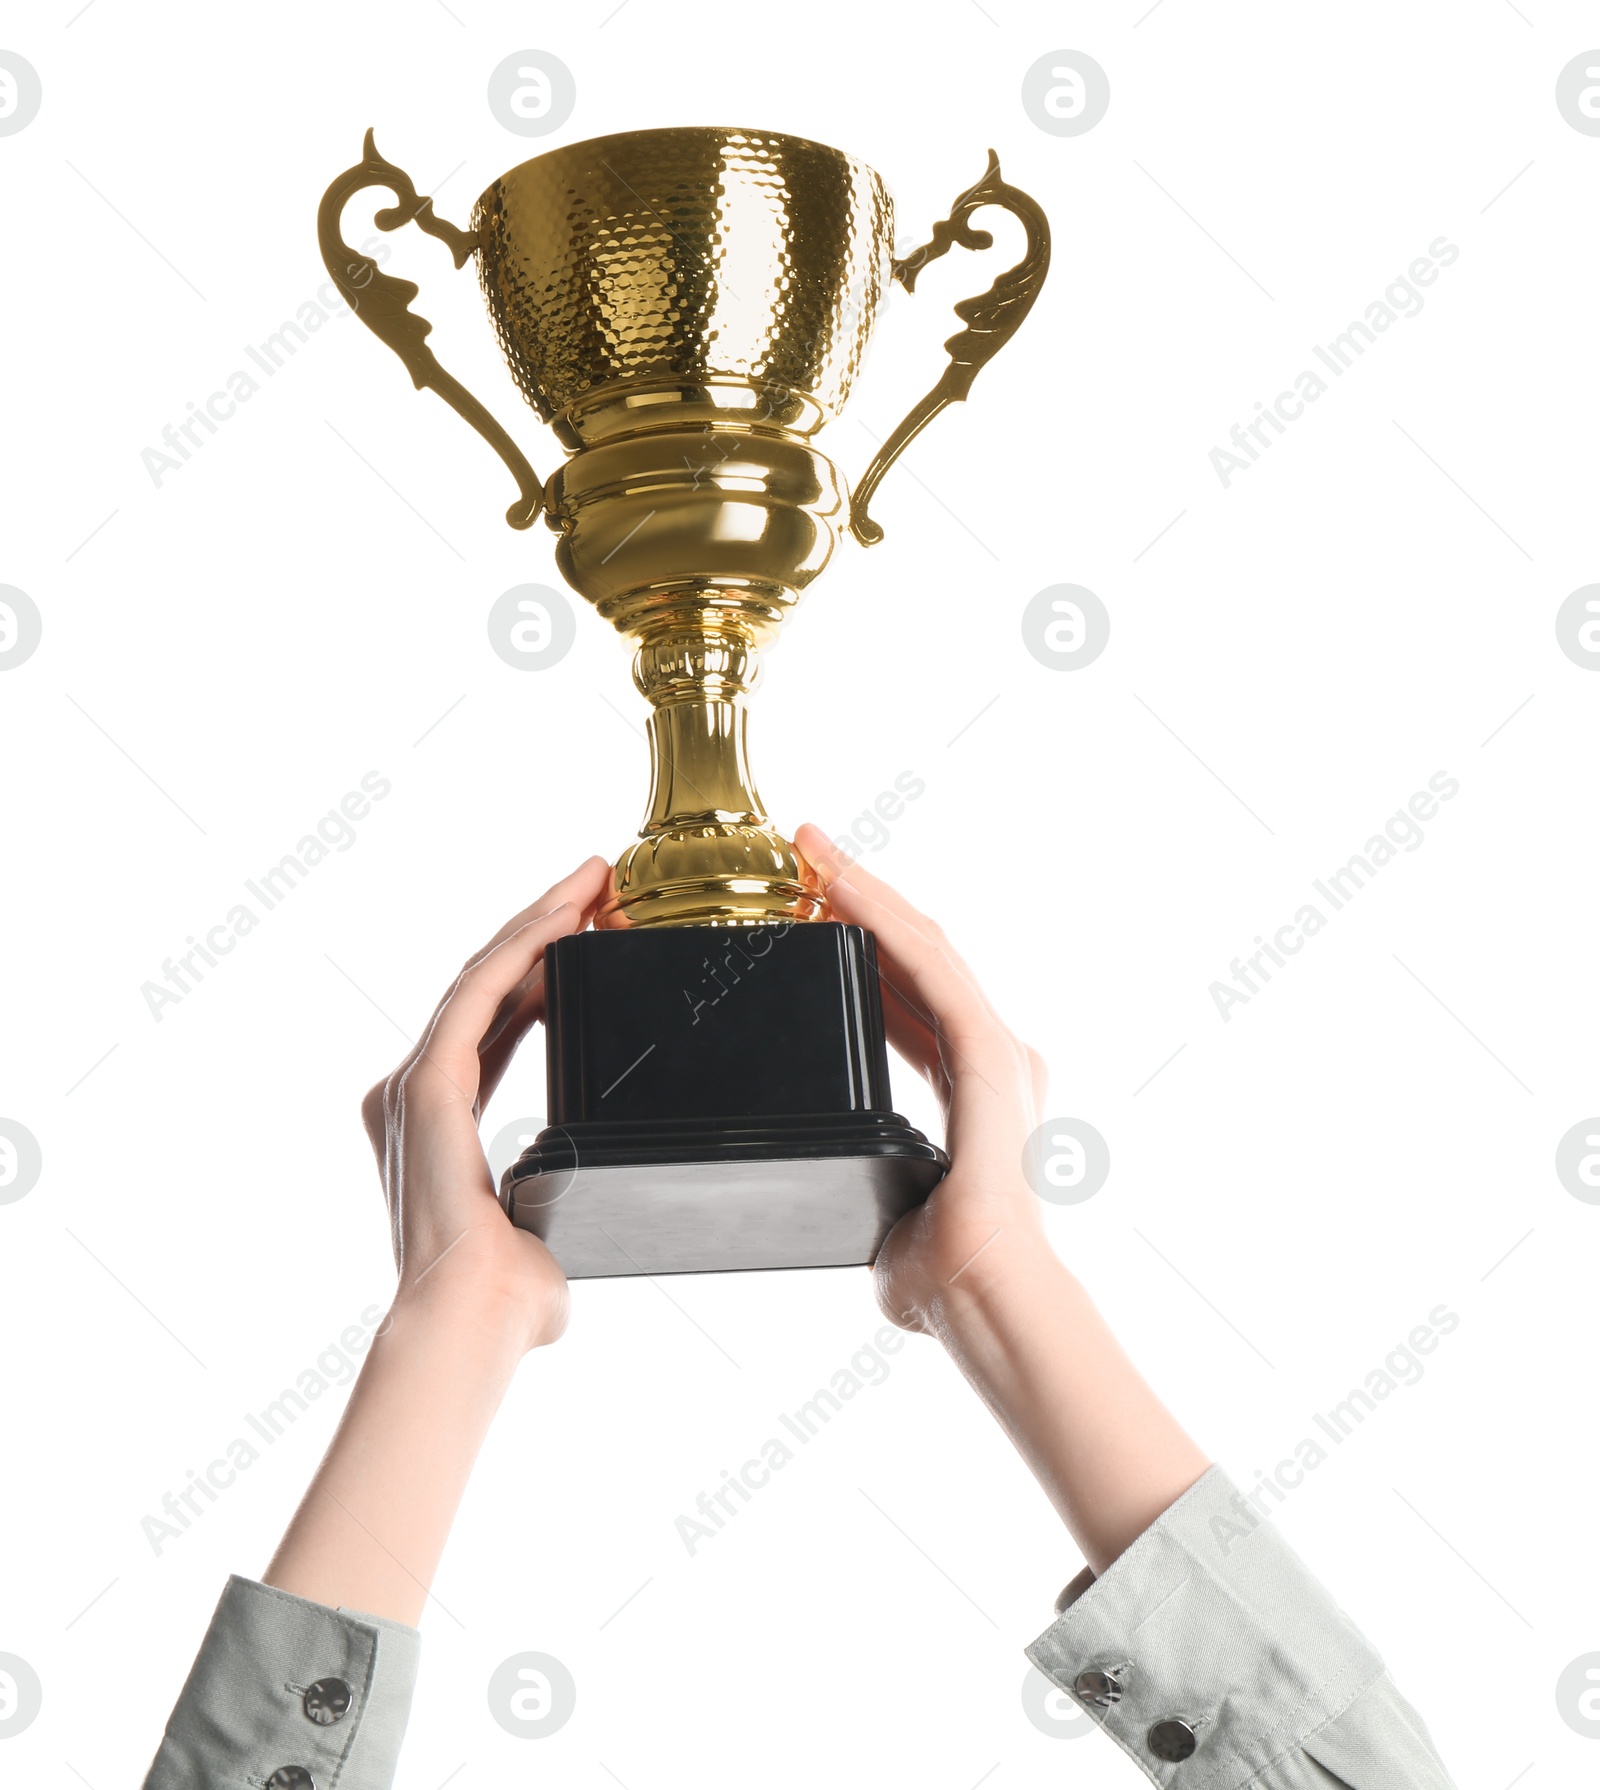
1,2 -> 1594,1786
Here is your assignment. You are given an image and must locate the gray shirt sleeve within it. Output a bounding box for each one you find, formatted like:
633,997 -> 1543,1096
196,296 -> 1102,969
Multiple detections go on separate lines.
141,1576 -> 420,1790
1024,1466 -> 1457,1788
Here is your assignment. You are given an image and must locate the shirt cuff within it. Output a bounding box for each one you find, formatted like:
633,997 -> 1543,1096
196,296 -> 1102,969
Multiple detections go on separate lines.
142,1576 -> 420,1790
1024,1466 -> 1454,1788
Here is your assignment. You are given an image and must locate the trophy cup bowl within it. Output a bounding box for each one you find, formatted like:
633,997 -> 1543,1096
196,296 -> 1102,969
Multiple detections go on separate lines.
319,124 -> 1050,1276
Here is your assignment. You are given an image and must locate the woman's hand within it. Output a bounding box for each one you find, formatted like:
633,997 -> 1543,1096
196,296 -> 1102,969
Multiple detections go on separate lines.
263,856 -> 611,1623
360,854 -> 612,1351
794,825 -> 1209,1570
793,824 -> 1049,1334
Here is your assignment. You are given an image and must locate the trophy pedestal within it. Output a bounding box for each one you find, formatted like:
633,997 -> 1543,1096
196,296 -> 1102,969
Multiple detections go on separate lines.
500,923 -> 947,1278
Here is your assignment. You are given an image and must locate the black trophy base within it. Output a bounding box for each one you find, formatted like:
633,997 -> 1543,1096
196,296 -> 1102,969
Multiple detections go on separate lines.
499,922 -> 947,1278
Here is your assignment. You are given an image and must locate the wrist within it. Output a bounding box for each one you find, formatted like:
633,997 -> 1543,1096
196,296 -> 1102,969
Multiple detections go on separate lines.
384,1274 -> 537,1363
924,1234 -> 1078,1352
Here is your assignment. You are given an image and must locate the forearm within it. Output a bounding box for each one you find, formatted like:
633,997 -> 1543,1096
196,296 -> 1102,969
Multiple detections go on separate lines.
263,1287 -> 526,1624
928,1244 -> 1210,1576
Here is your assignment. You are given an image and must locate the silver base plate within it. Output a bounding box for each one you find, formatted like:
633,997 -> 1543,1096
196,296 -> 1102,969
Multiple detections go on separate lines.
504,1153 -> 944,1279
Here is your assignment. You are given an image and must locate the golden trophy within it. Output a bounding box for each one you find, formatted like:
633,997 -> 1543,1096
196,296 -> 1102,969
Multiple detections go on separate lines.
319,126 -> 1049,1276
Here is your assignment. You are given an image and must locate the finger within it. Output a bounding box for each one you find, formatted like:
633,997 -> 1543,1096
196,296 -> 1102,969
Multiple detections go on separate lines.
823,875 -> 1003,1073
821,877 -> 1034,1165
796,823 -> 1005,1024
471,859 -> 610,1097
804,825 -> 1032,1105
481,855 -> 613,953
410,902 -> 585,1099
879,972 -> 947,1093
795,827 -> 948,1083
478,949 -> 549,1060
476,962 -> 548,1109
798,826 -> 1000,1052
797,822 -> 959,932
403,856 -> 609,1080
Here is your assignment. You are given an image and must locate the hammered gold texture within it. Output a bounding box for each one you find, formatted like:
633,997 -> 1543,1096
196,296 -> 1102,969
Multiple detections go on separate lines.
470,127 -> 893,430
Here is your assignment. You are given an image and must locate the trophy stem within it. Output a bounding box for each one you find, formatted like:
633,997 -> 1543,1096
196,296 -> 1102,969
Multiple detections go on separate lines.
644,699 -> 763,830
596,607 -> 820,929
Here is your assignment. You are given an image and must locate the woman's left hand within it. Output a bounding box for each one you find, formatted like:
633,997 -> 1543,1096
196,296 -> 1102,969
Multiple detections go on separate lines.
793,824 -> 1050,1334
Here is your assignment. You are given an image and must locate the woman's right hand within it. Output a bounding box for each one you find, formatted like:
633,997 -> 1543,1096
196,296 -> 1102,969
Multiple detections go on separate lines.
359,854 -> 612,1352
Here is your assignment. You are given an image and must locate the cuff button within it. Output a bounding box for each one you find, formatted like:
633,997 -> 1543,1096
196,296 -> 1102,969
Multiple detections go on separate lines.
1073,1670 -> 1122,1707
266,1771 -> 316,1790
1148,1718 -> 1198,1762
303,1677 -> 353,1725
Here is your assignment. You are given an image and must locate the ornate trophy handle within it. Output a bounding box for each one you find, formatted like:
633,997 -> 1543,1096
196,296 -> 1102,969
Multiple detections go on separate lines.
848,150 -> 1051,547
317,130 -> 544,530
